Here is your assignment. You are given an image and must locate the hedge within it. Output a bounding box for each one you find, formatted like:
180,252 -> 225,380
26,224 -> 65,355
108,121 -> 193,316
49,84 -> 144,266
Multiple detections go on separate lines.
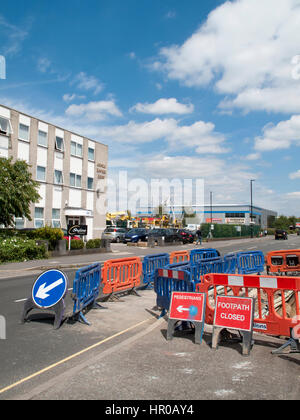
200,223 -> 260,238
0,237 -> 47,263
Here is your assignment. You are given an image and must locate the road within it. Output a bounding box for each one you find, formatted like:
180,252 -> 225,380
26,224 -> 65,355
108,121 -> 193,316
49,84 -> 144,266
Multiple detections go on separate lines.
0,235 -> 299,400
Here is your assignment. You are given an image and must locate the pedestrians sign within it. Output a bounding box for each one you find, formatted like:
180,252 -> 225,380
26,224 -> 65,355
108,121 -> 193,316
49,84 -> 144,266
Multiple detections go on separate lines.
169,292 -> 206,322
32,269 -> 68,309
167,292 -> 206,344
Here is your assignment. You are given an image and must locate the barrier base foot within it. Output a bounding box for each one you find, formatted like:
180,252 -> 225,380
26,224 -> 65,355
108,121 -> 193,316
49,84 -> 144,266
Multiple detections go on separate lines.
21,297 -> 65,330
271,338 -> 300,355
128,287 -> 142,297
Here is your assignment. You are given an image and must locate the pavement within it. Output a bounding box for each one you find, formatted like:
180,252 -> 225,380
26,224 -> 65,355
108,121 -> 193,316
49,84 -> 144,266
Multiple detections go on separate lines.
0,235 -> 299,401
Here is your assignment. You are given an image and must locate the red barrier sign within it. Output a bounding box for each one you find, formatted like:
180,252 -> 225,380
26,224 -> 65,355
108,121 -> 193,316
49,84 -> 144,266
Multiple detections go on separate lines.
169,292 -> 206,322
214,295 -> 254,332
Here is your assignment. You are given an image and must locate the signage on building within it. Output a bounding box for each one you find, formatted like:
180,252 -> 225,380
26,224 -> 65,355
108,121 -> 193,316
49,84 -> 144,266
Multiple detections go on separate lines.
67,224 -> 88,236
206,218 -> 223,223
96,163 -> 107,179
225,218 -> 246,224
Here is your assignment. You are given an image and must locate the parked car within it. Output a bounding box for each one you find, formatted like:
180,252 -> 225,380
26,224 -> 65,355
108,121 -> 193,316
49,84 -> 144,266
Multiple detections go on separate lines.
123,228 -> 148,243
176,229 -> 195,244
101,227 -> 127,243
147,228 -> 182,243
275,229 -> 288,240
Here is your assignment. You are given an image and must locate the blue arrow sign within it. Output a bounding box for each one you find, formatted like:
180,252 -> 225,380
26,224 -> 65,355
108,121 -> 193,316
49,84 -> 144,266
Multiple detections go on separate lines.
32,269 -> 68,309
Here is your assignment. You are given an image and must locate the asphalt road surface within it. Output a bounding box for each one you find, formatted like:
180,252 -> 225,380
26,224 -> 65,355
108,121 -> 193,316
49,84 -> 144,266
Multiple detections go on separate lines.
0,235 -> 299,400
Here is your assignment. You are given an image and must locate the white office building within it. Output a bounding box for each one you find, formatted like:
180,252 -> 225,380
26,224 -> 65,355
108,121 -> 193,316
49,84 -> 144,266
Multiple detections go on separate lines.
0,104 -> 108,239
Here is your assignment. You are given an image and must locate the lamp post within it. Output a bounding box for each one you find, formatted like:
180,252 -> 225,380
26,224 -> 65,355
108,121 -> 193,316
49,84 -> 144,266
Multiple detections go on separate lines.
250,179 -> 255,238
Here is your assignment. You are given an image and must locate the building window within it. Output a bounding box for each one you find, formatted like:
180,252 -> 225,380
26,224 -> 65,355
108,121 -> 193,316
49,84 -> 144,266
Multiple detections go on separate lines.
38,130 -> 48,147
55,136 -> 64,152
54,170 -> 63,185
225,213 -> 245,218
0,116 -> 13,136
36,166 -> 46,182
19,123 -> 29,142
88,147 -> 95,161
70,141 -> 83,158
52,209 -> 61,228
70,173 -> 81,188
15,218 -> 25,229
34,207 -> 44,228
87,177 -> 94,190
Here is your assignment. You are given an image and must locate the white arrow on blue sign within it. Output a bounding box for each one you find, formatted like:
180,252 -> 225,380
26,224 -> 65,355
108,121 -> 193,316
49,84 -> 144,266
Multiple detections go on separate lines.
32,269 -> 68,309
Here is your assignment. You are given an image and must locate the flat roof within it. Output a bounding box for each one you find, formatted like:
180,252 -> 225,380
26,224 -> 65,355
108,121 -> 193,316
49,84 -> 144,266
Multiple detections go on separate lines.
0,103 -> 108,149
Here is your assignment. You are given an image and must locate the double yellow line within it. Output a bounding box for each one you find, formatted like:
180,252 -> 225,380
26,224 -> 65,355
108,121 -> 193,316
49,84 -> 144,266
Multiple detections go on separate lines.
0,318 -> 150,396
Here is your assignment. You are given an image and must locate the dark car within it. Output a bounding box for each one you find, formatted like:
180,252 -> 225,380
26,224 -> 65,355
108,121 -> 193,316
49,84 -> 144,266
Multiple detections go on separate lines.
275,229 -> 288,240
123,228 -> 148,243
176,229 -> 195,244
147,228 -> 182,243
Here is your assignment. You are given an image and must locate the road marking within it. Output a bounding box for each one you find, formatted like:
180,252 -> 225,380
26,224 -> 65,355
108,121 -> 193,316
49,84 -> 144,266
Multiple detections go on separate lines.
0,318 -> 151,396
247,246 -> 256,250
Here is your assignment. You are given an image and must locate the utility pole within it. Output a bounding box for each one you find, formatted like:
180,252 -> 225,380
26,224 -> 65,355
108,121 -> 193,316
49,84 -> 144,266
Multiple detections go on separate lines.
250,179 -> 255,238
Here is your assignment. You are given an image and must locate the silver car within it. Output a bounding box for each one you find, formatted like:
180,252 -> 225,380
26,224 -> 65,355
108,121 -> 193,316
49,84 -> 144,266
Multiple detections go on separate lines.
101,227 -> 127,243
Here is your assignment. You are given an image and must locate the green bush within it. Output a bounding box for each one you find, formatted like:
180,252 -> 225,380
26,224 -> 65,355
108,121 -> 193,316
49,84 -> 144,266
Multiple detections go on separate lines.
86,238 -> 101,249
200,223 -> 260,238
33,226 -> 64,250
70,239 -> 84,250
0,237 -> 47,263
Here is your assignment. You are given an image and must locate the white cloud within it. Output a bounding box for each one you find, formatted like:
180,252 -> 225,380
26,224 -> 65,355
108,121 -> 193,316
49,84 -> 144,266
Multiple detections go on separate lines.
63,93 -> 86,102
286,191 -> 300,198
97,117 -> 228,153
289,170 -> 300,179
130,98 -> 194,115
72,72 -> 104,95
155,0 -> 300,114
244,152 -> 261,161
0,15 -> 30,57
37,58 -> 51,73
255,115 -> 300,151
65,100 -> 123,121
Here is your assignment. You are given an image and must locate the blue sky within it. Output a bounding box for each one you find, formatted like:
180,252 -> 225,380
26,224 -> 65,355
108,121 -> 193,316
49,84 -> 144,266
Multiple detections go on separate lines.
1,0 -> 300,215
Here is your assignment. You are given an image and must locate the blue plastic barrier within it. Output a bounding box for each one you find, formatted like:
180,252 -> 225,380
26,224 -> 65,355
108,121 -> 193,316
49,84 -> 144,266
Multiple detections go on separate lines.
142,253 -> 170,289
154,268 -> 194,317
72,263 -> 102,325
223,253 -> 238,274
190,248 -> 220,264
190,257 -> 224,283
236,251 -> 265,274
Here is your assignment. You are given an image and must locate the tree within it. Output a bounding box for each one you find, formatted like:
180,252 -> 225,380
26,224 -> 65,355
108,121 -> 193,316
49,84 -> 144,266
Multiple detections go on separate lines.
0,157 -> 41,227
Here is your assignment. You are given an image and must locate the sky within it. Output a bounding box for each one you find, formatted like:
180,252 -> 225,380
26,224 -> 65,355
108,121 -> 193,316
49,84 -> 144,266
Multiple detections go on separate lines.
0,0 -> 300,216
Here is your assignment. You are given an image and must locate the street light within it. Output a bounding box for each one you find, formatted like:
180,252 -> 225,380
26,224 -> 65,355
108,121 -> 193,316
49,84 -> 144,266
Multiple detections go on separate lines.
250,179 -> 255,238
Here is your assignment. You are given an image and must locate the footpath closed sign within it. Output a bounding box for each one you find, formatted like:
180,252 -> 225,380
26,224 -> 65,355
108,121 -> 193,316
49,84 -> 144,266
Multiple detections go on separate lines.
212,295 -> 255,356
169,292 -> 206,322
214,295 -> 254,331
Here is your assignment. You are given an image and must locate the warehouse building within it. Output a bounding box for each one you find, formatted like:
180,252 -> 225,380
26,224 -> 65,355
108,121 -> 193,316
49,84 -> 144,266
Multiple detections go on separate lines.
136,204 -> 277,229
0,104 -> 108,239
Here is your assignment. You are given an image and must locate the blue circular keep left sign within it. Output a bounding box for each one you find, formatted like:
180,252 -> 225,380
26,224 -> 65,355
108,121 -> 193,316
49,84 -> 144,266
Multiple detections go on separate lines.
32,269 -> 68,309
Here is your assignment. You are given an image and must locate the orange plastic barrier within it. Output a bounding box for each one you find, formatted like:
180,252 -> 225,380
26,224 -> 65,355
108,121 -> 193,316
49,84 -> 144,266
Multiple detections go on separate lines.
169,250 -> 190,264
196,273 -> 300,338
265,249 -> 300,274
101,257 -> 142,295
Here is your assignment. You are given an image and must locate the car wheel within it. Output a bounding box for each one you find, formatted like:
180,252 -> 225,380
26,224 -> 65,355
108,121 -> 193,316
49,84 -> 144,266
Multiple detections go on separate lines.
116,237 -> 120,243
